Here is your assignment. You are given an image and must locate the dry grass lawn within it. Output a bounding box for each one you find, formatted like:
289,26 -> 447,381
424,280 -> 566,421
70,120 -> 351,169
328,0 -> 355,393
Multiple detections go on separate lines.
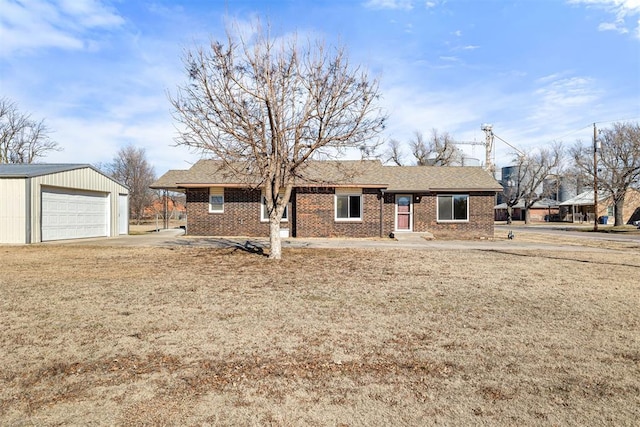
1,242 -> 639,426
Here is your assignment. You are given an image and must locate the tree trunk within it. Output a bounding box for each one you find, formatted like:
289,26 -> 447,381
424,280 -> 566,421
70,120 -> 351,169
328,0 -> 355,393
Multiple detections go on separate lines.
524,208 -> 531,224
269,216 -> 282,260
506,206 -> 513,224
614,196 -> 625,226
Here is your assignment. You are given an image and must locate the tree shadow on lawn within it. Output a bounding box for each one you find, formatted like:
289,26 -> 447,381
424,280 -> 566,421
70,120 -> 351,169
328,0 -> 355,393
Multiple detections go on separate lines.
168,237 -> 268,256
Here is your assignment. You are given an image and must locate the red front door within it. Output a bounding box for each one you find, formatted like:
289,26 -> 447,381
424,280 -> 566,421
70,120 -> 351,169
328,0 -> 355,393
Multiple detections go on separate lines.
396,194 -> 412,231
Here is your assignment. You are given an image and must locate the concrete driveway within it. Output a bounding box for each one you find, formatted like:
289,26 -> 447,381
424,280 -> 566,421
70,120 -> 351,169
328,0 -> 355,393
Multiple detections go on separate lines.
41,228 -> 187,247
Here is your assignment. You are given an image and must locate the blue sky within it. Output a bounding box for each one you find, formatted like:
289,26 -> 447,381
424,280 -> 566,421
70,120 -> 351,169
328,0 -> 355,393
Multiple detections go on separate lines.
1,0 -> 639,176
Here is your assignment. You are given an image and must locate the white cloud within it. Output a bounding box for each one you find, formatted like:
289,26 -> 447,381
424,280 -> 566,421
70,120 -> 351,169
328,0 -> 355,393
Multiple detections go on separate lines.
58,0 -> 124,28
569,0 -> 640,38
44,110 -> 201,176
363,0 -> 414,11
0,0 -> 124,55
533,75 -> 599,111
598,20 -> 629,32
375,63 -> 628,168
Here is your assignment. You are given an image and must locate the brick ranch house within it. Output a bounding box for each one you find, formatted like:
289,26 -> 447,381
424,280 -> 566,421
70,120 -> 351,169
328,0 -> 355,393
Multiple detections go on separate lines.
151,160 -> 502,239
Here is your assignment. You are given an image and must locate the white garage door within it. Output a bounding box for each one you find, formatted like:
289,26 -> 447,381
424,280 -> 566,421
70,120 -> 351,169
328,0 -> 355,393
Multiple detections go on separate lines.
41,188 -> 109,241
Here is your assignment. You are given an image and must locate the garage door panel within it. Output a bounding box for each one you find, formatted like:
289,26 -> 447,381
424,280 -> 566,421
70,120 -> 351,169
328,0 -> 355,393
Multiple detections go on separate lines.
41,189 -> 108,241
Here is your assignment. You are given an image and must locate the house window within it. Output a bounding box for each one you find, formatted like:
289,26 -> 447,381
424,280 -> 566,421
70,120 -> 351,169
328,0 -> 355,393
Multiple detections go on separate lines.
261,192 -> 288,222
437,194 -> 469,221
335,188 -> 362,221
209,188 -> 224,213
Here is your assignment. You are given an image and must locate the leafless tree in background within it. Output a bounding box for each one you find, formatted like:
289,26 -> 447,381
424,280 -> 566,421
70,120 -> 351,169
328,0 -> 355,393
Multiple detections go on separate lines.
384,130 -> 463,166
503,143 -> 563,224
570,122 -> 640,226
107,145 -> 156,224
384,138 -> 405,166
410,130 -> 463,166
0,97 -> 60,164
170,21 -> 386,259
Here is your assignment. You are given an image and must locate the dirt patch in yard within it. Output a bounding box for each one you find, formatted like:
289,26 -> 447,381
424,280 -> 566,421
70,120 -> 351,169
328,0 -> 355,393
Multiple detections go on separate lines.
1,244 -> 638,425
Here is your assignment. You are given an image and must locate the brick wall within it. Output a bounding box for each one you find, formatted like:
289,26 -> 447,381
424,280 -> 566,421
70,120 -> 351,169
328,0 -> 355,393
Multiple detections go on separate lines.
186,186 -> 496,239
186,188 -> 270,236
294,188 -> 382,237
381,193 -> 397,237
623,190 -> 640,224
381,192 -> 495,239
422,192 -> 496,239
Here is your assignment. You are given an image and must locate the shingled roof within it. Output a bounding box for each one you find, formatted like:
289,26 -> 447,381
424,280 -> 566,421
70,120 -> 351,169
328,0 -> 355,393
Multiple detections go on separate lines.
151,160 -> 387,189
151,159 -> 502,192
378,165 -> 502,192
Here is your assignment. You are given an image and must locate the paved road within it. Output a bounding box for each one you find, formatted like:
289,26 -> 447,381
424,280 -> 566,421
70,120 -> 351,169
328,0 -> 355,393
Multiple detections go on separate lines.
46,226 -> 637,253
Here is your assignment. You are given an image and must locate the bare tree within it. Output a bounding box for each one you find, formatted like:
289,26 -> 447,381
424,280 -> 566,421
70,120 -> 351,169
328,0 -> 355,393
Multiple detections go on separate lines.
0,97 -> 60,163
570,122 -> 640,226
170,22 -> 386,259
384,130 -> 464,167
384,138 -> 405,166
107,145 -> 156,224
502,143 -> 563,224
410,130 -> 463,166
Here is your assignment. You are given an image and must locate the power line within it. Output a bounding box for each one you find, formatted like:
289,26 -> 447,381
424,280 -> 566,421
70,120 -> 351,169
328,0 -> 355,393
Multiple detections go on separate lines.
552,124 -> 592,142
594,116 -> 640,126
539,116 -> 639,145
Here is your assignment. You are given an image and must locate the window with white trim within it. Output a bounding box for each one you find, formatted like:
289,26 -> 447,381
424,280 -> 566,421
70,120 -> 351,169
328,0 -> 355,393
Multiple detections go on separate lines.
437,194 -> 469,221
335,188 -> 362,221
261,192 -> 288,222
209,187 -> 224,213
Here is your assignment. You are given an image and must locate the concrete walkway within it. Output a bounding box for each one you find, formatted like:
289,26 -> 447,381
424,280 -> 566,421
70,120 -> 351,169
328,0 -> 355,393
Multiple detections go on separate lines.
42,226 -> 637,253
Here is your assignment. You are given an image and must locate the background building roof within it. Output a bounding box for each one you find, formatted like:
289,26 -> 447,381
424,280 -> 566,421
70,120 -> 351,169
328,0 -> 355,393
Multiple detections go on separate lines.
559,190 -> 610,206
494,198 -> 560,210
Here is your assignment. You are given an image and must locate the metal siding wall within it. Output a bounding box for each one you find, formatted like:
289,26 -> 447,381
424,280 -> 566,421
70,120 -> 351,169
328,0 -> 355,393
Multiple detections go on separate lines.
30,168 -> 128,242
0,178 -> 27,244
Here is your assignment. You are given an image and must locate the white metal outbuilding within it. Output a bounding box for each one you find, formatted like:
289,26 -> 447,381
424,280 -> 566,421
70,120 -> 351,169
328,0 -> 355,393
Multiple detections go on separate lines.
0,164 -> 129,244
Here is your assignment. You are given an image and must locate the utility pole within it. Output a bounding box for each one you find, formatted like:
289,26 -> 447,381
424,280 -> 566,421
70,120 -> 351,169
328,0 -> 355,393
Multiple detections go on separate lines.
593,123 -> 598,232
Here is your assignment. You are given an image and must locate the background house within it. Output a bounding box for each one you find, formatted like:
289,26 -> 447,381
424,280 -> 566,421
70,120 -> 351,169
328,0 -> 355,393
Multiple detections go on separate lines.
0,164 -> 129,244
559,188 -> 640,225
152,160 -> 502,239
497,165 -> 588,222
494,198 -> 560,222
